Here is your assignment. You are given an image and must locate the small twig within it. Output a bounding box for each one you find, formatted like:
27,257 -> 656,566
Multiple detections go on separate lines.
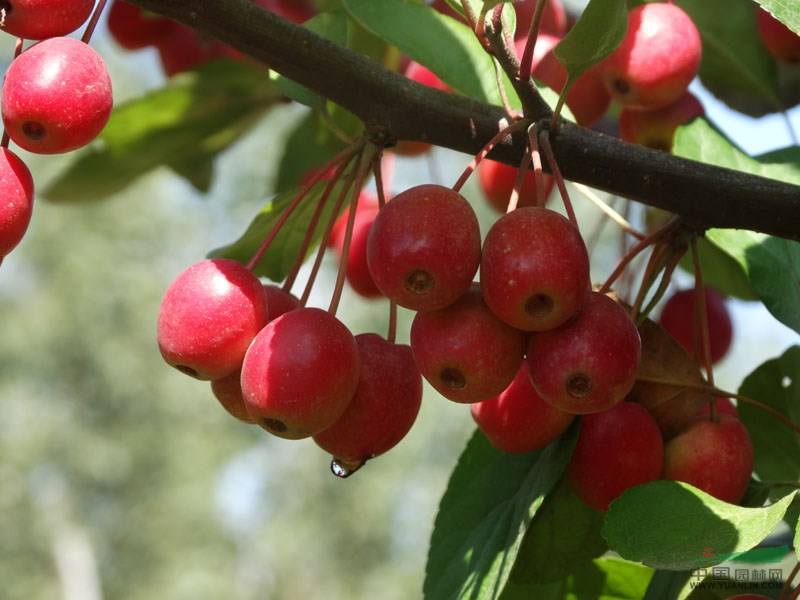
518,0 -> 548,81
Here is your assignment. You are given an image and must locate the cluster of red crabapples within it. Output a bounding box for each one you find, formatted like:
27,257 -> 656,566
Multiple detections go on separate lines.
0,0 -> 113,265
157,0 -> 759,501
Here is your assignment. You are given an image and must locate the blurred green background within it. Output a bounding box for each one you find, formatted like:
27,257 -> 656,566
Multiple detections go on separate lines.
1,14 -> 799,600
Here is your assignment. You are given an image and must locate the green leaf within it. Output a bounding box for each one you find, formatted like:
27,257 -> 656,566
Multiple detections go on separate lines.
423,425 -> 579,600
343,0 -> 503,104
754,1 -> 800,35
706,229 -> 800,334
272,10 -> 349,108
210,177 -> 351,281
44,59 -> 280,202
275,111 -> 348,193
553,0 -> 627,79
501,558 -> 653,600
602,480 -> 797,571
673,117 -> 800,185
738,346 -> 800,484
675,0 -> 782,116
642,570 -> 692,600
510,477 -> 607,585
676,237 -> 757,302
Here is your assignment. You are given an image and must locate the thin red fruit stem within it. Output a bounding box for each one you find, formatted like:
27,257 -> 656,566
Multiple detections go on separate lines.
527,123 -> 546,207
82,0 -> 109,43
691,236 -> 716,390
780,562 -> 800,600
246,144 -> 359,273
377,149 -> 393,202
519,0 -> 548,81
452,118 -> 530,193
507,149 -> 531,213
300,156 -> 362,306
387,301 -> 398,344
329,146 -> 378,316
281,151 -> 358,294
598,217 -> 679,295
537,128 -> 577,228
787,582 -> 800,600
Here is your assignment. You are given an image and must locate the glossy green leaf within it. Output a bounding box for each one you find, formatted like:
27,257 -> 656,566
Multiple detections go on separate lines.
272,10 -> 349,108
706,229 -> 800,334
275,112 -> 347,193
424,425 -> 578,600
210,177 -> 351,281
602,480 -> 797,571
343,0 -> 501,104
500,557 -> 653,600
754,0 -> 800,35
642,570 -> 691,600
676,237 -> 757,302
738,346 -> 800,484
675,0 -> 783,116
510,477 -> 607,585
673,118 -> 800,185
44,59 -> 280,202
554,0 -> 627,78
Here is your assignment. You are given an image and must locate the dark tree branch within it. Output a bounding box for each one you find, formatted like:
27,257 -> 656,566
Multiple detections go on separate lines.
127,0 -> 800,241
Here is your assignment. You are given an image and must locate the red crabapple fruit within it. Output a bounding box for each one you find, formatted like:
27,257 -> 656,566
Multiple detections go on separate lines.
471,363 -> 574,453
367,184 -> 481,311
618,91 -> 704,152
567,401 -> 664,511
0,0 -> 94,40
514,0 -> 568,38
0,147 -> 34,259
526,291 -> 641,414
600,3 -> 702,110
756,8 -> 800,64
2,37 -> 113,154
262,284 -> 300,321
313,333 -> 422,475
477,158 -> 554,213
410,284 -> 526,404
107,1 -> 178,50
210,369 -> 253,424
157,258 -> 268,381
240,307 -> 360,440
658,287 -> 733,365
662,413 -> 754,504
480,207 -> 589,332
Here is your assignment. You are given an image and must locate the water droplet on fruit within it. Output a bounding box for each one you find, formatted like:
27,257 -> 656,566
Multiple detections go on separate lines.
440,367 -> 466,389
22,121 -> 46,140
330,457 -> 366,478
262,418 -> 288,433
525,293 -> 554,319
404,269 -> 434,295
566,373 -> 592,399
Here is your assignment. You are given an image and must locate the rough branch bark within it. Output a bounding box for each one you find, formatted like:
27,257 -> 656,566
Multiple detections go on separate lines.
128,0 -> 800,241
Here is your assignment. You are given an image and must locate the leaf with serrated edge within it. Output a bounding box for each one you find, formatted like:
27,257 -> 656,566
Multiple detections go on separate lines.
755,0 -> 800,35
603,480 -> 797,571
424,425 -> 578,600
738,346 -> 800,484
